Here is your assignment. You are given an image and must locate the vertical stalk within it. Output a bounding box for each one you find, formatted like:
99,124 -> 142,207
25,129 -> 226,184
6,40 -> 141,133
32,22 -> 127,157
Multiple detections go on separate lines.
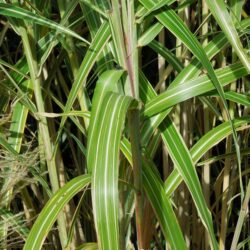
157,28 -> 171,250
230,181 -> 250,250
201,1 -> 211,249
125,1 -> 144,248
56,1 -> 89,245
177,1 -> 191,247
219,137 -> 232,250
19,26 -> 68,247
109,0 -> 144,247
216,55 -> 231,250
128,108 -> 144,249
158,29 -> 169,179
57,0 -> 90,129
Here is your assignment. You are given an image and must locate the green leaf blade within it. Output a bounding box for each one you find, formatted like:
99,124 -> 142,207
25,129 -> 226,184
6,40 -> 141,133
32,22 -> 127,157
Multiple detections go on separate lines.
23,175 -> 91,250
0,3 -> 90,45
206,0 -> 250,72
87,70 -> 134,250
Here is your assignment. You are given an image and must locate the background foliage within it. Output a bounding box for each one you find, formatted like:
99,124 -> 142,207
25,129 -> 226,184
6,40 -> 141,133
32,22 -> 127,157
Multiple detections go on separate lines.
0,0 -> 249,249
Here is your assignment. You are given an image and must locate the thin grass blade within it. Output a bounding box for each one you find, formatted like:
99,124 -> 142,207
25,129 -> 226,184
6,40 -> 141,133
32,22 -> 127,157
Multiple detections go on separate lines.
206,0 -> 250,71
23,175 -> 91,250
0,3 -> 89,45
160,117 -> 218,249
165,116 -> 250,196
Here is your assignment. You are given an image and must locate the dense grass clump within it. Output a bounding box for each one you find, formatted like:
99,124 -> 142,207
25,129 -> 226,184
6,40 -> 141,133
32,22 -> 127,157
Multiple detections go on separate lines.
0,1 -> 249,249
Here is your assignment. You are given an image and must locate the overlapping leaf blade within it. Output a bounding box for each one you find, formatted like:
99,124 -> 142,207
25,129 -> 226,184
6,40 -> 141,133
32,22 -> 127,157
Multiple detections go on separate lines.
139,17 -> 250,148
120,138 -> 187,249
23,175 -> 91,250
57,21 -> 111,137
140,0 -> 241,174
87,70 -> 135,250
142,159 -> 187,250
160,118 -> 218,249
206,0 -> 250,71
0,3 -> 89,44
139,67 -> 218,249
144,62 -> 248,117
165,116 -> 250,196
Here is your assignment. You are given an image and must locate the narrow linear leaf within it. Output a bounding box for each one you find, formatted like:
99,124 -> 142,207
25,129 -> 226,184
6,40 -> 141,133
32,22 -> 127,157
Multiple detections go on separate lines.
119,138 -> 187,249
140,0 -> 242,177
138,22 -> 164,47
0,3 -> 90,45
144,62 -> 248,117
36,111 -> 90,119
137,0 -> 176,22
197,148 -> 250,166
165,116 -> 250,196
160,117 -> 218,249
206,0 -> 250,72
221,92 -> 250,107
142,159 -> 187,250
58,21 -> 111,136
23,175 -> 91,250
79,0 -> 108,18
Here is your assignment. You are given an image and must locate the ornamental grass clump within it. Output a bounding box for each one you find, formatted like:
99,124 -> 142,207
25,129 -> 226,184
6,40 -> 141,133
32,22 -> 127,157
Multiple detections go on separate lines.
0,0 -> 249,249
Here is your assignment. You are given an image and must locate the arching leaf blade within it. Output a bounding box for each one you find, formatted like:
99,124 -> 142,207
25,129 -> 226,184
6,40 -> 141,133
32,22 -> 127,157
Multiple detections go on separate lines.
89,92 -> 134,250
206,0 -> 250,72
165,116 -> 250,196
23,175 -> 91,250
0,3 -> 89,45
160,117 -> 218,250
142,159 -> 187,250
144,62 -> 248,117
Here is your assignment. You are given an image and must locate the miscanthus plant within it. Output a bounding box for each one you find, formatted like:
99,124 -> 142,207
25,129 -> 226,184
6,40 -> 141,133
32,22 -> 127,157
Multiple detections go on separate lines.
0,0 -> 249,249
